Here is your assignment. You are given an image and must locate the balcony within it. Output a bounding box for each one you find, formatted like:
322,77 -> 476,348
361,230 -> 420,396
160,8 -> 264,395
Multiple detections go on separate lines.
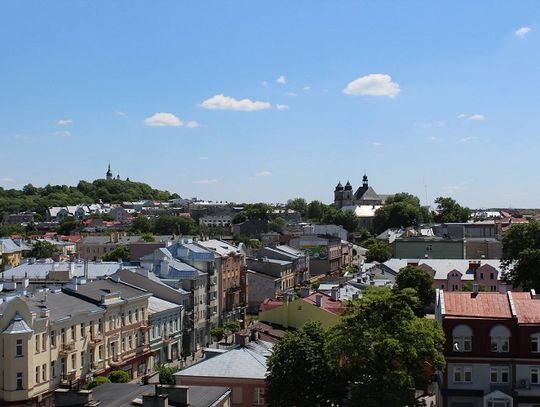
90,333 -> 103,346
109,357 -> 123,367
227,285 -> 242,293
91,360 -> 105,371
59,341 -> 76,355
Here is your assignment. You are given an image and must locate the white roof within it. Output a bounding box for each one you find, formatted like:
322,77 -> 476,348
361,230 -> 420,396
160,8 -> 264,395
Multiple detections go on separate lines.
3,261 -> 129,280
341,205 -> 382,217
148,296 -> 181,314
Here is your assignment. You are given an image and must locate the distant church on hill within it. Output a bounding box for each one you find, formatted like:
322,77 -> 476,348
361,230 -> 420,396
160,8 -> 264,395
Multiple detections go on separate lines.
333,174 -> 384,209
105,164 -> 129,181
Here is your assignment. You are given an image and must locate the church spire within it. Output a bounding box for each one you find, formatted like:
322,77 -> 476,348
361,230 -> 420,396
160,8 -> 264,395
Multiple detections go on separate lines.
106,164 -> 113,180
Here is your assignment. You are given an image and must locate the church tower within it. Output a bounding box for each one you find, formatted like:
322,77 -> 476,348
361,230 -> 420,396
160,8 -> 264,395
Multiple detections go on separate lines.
342,181 -> 354,206
334,181 -> 344,209
106,164 -> 113,180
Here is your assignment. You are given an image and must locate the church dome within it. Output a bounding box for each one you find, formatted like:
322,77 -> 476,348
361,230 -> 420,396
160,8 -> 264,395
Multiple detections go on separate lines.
344,181 -> 353,191
335,181 -> 344,191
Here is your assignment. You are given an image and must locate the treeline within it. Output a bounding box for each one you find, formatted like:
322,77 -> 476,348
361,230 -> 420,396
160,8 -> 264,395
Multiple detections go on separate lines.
0,179 -> 179,220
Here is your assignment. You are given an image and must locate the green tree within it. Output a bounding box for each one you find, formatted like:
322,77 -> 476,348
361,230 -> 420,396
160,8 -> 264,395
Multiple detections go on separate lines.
372,193 -> 430,234
269,217 -> 287,233
86,376 -> 111,389
306,200 -> 326,221
131,215 -> 152,233
461,282 -> 487,292
286,198 -> 308,216
140,233 -> 155,242
433,197 -> 470,223
102,245 -> 130,261
395,265 -> 436,315
153,215 -> 198,235
210,327 -> 225,342
328,287 -> 445,407
58,216 -> 78,235
501,220 -> 540,290
266,322 -> 346,407
29,240 -> 58,259
365,241 -> 392,263
108,370 -> 130,383
333,210 -> 359,233
156,365 -> 178,385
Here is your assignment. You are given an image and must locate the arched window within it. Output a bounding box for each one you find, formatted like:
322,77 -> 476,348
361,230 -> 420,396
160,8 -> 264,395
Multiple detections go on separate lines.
490,325 -> 511,353
452,324 -> 473,352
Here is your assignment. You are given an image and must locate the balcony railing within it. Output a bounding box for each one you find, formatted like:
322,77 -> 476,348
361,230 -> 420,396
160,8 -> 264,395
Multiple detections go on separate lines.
90,333 -> 103,345
109,356 -> 123,367
59,341 -> 76,355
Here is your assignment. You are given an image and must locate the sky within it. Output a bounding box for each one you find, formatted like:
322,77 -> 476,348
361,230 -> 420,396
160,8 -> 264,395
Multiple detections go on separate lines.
1,1 -> 539,208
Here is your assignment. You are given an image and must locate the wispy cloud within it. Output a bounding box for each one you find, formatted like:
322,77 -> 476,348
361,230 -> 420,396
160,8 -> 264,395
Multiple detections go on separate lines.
193,179 -> 218,184
53,130 -> 72,138
199,156 -> 209,160
303,85 -> 311,91
458,113 -> 486,121
200,94 -> 271,111
286,92 -> 297,97
459,136 -> 478,142
416,120 -> 446,128
370,141 -> 383,147
343,73 -> 401,98
144,112 -> 182,127
0,177 -> 14,182
57,119 -> 73,125
256,170 -> 271,177
515,26 -> 532,39
276,75 -> 287,85
186,121 -> 200,128
276,104 -> 289,110
116,111 -> 127,116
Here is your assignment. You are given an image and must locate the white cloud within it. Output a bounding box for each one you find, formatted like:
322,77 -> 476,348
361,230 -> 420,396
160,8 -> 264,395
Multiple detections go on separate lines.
515,26 -> 532,39
343,73 -> 401,98
458,113 -> 486,121
370,141 -> 383,147
276,75 -> 287,85
199,94 -> 271,112
303,85 -> 311,91
0,177 -> 14,182
116,111 -> 127,116
57,119 -> 73,125
256,170 -> 271,177
286,92 -> 297,97
144,112 -> 182,127
193,179 -> 218,184
468,114 -> 486,121
276,104 -> 289,110
459,136 -> 478,142
417,120 -> 446,128
53,130 -> 72,138
199,156 -> 209,160
186,121 -> 200,128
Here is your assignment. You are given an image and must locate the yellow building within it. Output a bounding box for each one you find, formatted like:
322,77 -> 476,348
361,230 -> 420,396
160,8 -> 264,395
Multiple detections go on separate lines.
258,291 -> 344,329
1,238 -> 28,270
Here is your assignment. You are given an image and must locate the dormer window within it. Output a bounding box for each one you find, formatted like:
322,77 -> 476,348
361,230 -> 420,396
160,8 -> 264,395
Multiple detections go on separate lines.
452,324 -> 473,352
490,325 -> 511,353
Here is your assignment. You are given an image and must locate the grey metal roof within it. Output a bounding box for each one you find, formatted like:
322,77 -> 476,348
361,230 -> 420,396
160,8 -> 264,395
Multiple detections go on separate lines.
148,296 -> 181,314
26,291 -> 104,322
63,279 -> 150,303
3,312 -> 33,334
176,341 -> 273,380
1,238 -> 28,253
197,239 -> 240,256
2,261 -> 125,280
275,245 -> 304,257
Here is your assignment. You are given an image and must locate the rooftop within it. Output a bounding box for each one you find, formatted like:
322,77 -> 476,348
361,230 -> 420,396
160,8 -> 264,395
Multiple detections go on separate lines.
442,291 -> 512,319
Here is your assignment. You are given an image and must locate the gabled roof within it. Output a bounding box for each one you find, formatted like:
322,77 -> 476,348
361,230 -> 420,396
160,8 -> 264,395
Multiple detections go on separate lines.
302,292 -> 345,315
354,185 -> 381,201
176,341 -> 273,380
442,292 -> 512,319
3,312 -> 33,334
510,291 -> 540,324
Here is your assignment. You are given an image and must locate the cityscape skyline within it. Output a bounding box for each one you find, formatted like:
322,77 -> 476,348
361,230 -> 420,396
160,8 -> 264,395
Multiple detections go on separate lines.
1,1 -> 539,208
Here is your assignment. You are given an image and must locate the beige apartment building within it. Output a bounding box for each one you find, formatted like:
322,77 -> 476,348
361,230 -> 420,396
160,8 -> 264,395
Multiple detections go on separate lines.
0,278 -> 153,406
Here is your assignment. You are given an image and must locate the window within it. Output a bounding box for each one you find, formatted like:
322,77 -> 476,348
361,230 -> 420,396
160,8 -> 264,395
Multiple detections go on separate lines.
490,325 -> 511,353
453,367 -> 472,383
128,310 -> 132,323
16,339 -> 23,357
35,336 -> 40,353
80,323 -> 84,337
452,325 -> 473,352
51,330 -> 56,347
71,325 -> 75,341
490,367 -> 510,383
98,346 -> 103,361
532,368 -> 540,384
61,328 -> 65,345
51,361 -> 56,378
16,372 -> 23,390
42,333 -> 47,351
80,351 -> 85,370
532,335 -> 540,352
42,364 -> 47,382
35,366 -> 40,384
490,273 -> 495,279
71,353 -> 76,371
426,244 -> 433,252
253,388 -> 266,405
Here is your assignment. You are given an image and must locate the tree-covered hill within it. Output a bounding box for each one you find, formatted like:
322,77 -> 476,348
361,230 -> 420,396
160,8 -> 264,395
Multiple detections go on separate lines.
0,179 -> 180,220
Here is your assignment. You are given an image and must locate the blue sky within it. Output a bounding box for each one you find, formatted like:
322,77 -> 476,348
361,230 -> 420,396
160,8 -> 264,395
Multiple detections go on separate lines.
1,1 -> 539,208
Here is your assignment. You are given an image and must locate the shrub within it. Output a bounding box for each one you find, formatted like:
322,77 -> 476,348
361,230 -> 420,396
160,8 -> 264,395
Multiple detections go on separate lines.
156,365 -> 178,385
108,370 -> 130,383
210,327 -> 225,342
86,376 -> 111,389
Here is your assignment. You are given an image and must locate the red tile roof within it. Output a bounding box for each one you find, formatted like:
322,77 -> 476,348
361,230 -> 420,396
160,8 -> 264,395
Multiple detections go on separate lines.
259,298 -> 284,312
510,291 -> 540,324
302,292 -> 345,315
443,292 -> 512,319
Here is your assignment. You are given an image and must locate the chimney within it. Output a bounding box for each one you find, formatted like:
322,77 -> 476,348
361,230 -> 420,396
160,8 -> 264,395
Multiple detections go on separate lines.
473,284 -> 479,294
330,287 -> 339,301
300,287 -> 310,298
315,294 -> 323,307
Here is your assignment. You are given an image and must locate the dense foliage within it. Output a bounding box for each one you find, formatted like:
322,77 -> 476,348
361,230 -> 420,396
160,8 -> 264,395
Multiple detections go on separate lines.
395,265 -> 436,315
433,197 -> 470,223
372,193 -> 431,234
266,322 -> 346,407
28,240 -> 58,259
156,365 -> 179,385
102,245 -> 131,262
501,220 -> 540,290
0,179 -> 177,219
267,287 -> 445,407
108,370 -> 130,383
365,240 -> 393,263
85,376 -> 111,389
